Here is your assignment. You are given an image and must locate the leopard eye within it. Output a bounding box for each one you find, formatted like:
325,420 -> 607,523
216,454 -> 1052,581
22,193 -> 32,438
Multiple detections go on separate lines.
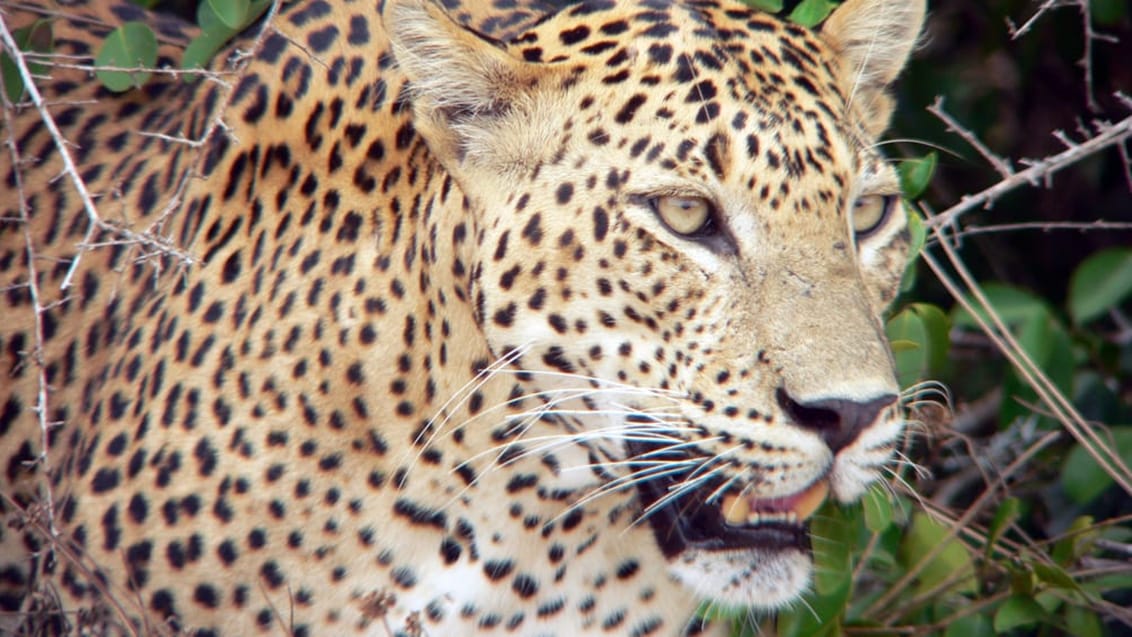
651,195 -> 716,236
851,194 -> 896,239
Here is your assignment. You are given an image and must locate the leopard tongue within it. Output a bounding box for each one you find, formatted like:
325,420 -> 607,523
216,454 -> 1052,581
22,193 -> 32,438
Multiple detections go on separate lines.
720,480 -> 830,526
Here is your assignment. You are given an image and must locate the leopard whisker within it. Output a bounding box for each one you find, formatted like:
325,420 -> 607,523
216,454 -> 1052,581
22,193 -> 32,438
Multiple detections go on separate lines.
546,461 -> 705,525
401,342 -> 533,468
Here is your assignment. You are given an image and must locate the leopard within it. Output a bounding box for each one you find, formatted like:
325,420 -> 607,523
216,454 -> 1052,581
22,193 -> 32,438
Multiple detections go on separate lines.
0,0 -> 926,634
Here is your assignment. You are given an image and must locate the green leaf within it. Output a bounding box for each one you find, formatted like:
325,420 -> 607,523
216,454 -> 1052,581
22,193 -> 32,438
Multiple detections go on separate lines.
775,575 -> 850,637
985,497 -> 1021,557
1032,562 -> 1082,593
198,1 -> 237,35
94,22 -> 157,92
1061,426 -> 1132,504
1052,516 -> 1097,565
898,152 -> 937,199
188,0 -> 276,75
899,512 -> 975,595
887,311 -> 927,388
1065,606 -> 1104,637
951,282 -> 1050,330
811,501 -> 858,596
1068,247 -> 1132,324
787,0 -> 838,27
943,613 -> 994,637
208,0 -> 250,30
248,0 -> 275,21
743,0 -> 785,11
1019,311 -> 1074,394
898,205 -> 927,293
182,31 -> 231,73
1,20 -> 53,102
776,502 -> 858,637
862,484 -> 893,533
887,303 -> 949,387
994,311 -> 1073,427
1091,0 -> 1127,24
993,596 -> 1047,633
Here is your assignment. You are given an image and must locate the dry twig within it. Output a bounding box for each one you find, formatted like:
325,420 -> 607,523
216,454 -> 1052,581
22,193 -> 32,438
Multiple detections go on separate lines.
927,96 -> 1132,230
1007,0 -> 1119,112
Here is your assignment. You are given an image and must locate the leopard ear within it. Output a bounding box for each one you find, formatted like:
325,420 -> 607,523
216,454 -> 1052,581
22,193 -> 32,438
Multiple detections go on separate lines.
821,0 -> 926,135
384,0 -> 536,161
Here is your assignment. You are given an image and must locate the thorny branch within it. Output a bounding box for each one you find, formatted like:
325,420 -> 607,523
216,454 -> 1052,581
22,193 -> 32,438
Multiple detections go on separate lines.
0,88 -> 59,539
927,97 -> 1014,178
950,220 -> 1132,239
926,94 -> 1132,230
0,14 -> 105,290
1007,0 -> 1119,112
0,2 -> 281,625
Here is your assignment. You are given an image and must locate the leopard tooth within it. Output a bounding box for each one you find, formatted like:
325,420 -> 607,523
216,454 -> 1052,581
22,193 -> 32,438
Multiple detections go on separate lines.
795,481 -> 831,522
722,494 -> 750,525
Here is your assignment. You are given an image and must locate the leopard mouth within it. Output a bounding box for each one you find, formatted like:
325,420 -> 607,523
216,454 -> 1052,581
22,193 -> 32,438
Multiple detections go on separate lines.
626,440 -> 829,558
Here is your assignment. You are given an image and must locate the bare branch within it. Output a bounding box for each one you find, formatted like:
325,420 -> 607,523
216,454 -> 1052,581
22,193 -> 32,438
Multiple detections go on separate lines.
0,91 -> 59,540
0,14 -> 103,290
944,219 -> 1132,240
1008,0 -> 1119,112
928,97 -> 1014,178
927,103 -> 1132,229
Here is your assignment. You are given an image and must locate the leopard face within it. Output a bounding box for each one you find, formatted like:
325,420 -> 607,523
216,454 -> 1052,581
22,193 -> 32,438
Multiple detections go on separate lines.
391,0 -> 923,610
0,0 -> 925,634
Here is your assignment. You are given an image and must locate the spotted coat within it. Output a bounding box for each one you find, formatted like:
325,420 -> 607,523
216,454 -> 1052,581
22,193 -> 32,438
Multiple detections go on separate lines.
1,0 -> 925,634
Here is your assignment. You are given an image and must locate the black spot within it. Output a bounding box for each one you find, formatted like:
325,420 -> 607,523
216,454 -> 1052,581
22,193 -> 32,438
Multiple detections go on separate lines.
685,79 -> 718,102
193,437 -> 217,477
647,43 -> 673,64
559,25 -> 590,45
261,560 -> 285,588
703,133 -> 730,179
522,214 -> 543,245
194,583 -> 220,608
91,467 -> 121,494
483,559 -> 514,580
307,25 -> 339,53
542,346 -> 573,372
512,573 -> 539,598
603,608 -> 627,629
393,498 -> 447,529
555,182 -> 574,205
547,314 -> 568,334
493,303 -> 517,327
561,508 -> 583,531
440,537 -> 462,564
642,22 -> 677,38
347,14 -> 369,45
616,559 -> 640,579
127,493 -> 148,524
505,473 -> 538,493
221,251 -> 242,283
592,207 -> 609,241
587,128 -> 610,146
615,94 -> 647,124
538,597 -> 566,617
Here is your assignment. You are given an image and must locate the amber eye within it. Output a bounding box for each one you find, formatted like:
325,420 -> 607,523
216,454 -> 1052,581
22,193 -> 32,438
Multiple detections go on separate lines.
651,195 -> 716,236
852,194 -> 896,238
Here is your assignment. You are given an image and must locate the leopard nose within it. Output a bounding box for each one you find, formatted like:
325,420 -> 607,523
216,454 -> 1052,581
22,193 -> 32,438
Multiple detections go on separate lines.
775,388 -> 898,453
